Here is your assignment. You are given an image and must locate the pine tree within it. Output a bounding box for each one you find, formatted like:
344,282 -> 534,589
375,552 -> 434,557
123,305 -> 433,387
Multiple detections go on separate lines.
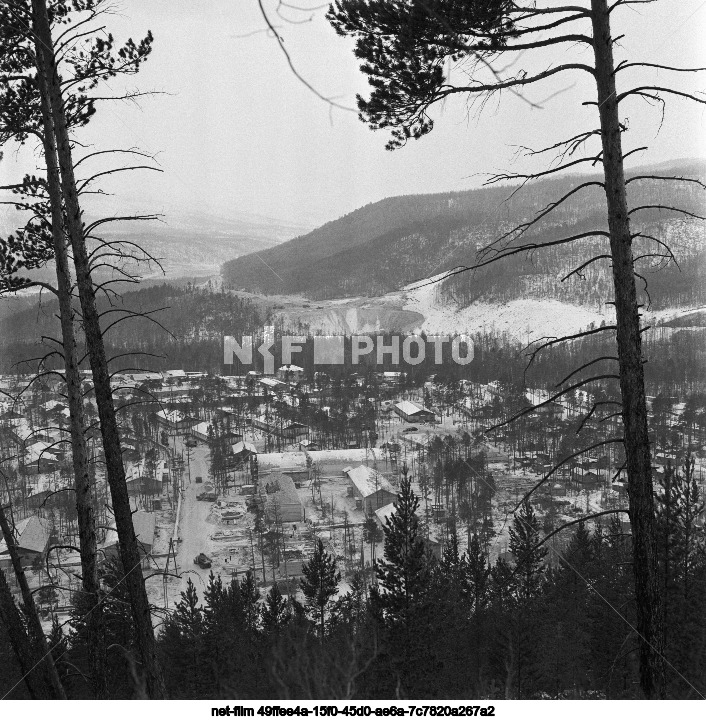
371,469 -> 431,627
199,572 -> 262,697
160,578 -> 204,698
466,534 -> 491,613
655,458 -> 706,695
261,584 -> 291,637
535,522 -> 595,697
300,539 -> 340,639
174,578 -> 204,635
509,500 -> 547,602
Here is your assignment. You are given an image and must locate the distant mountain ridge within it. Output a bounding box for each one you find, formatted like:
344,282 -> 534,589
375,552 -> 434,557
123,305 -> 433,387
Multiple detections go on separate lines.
221,160 -> 706,304
0,206 -> 311,288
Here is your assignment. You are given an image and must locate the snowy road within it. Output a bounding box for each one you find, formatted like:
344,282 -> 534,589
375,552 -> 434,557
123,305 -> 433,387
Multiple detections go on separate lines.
173,439 -> 214,595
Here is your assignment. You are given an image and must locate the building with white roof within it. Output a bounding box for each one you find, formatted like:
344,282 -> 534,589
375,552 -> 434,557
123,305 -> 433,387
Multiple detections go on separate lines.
345,465 -> 397,513
393,400 -> 435,424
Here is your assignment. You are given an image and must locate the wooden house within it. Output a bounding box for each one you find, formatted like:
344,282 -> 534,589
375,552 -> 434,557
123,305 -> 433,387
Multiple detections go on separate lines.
393,400 -> 435,424
265,473 -> 303,523
101,511 -> 155,569
0,516 -> 51,568
155,409 -> 196,432
345,465 -> 397,513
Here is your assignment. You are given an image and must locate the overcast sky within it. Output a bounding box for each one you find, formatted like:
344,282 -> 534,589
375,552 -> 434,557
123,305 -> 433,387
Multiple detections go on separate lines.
4,0 -> 706,229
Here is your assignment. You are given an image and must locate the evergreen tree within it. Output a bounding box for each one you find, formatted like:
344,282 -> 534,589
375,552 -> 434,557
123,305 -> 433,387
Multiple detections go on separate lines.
535,522 -> 595,698
466,534 -> 491,613
509,500 -> 547,602
655,459 -> 706,696
261,584 -> 291,637
372,468 -> 430,627
300,540 -> 340,639
200,572 -> 262,697
159,578 -> 204,698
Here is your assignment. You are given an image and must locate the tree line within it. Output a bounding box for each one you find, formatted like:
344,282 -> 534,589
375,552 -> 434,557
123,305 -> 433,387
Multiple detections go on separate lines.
2,465 -> 702,699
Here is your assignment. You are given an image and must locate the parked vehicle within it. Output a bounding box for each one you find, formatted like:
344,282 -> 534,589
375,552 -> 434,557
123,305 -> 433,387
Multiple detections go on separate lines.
193,553 -> 212,569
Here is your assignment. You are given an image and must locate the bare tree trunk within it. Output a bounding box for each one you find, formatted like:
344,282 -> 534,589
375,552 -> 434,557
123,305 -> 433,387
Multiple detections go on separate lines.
590,0 -> 664,698
31,30 -> 106,698
0,566 -> 43,698
30,0 -> 166,698
0,504 -> 66,699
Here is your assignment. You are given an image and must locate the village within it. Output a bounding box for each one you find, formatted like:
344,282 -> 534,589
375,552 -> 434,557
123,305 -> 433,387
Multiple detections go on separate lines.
1,362 -> 705,622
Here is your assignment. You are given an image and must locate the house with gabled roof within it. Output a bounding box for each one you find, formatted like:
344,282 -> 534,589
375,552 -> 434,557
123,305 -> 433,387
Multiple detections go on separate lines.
100,511 -> 155,569
345,465 -> 397,513
155,409 -> 196,431
393,400 -> 435,424
264,473 -> 303,523
0,515 -> 51,568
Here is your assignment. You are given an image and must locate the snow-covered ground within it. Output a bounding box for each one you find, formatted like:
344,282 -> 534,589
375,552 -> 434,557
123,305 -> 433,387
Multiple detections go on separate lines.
403,285 -> 611,342
258,448 -> 387,471
270,267 -> 706,343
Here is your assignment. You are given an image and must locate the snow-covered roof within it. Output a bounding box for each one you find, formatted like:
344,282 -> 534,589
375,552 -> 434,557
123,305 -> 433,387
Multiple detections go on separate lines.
192,421 -> 211,436
266,474 -> 302,508
163,369 -> 187,378
232,440 -> 257,455
374,502 -> 397,528
395,400 -> 433,417
0,409 -> 24,420
345,465 -> 393,498
257,448 -> 386,470
11,418 -> 33,441
25,441 -> 58,464
0,516 -> 51,556
129,372 -> 163,383
156,409 -> 189,424
102,511 -> 155,552
259,377 -> 286,388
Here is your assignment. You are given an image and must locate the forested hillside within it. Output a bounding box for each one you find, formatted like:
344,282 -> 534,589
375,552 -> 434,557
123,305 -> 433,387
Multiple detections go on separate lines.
0,284 -> 265,374
222,162 -> 706,305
